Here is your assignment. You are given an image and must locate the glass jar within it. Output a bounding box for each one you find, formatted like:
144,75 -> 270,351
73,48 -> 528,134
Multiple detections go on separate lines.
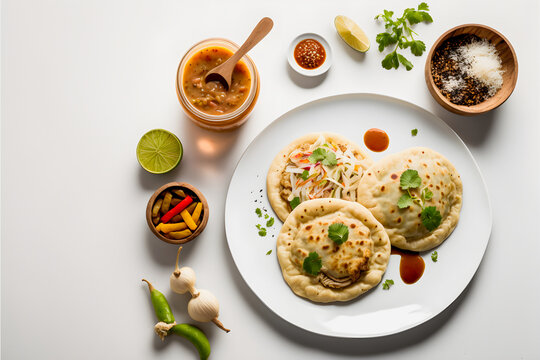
176,38 -> 260,131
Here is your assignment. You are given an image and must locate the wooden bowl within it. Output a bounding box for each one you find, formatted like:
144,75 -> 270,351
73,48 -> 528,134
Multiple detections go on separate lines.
146,182 -> 209,244
425,24 -> 518,116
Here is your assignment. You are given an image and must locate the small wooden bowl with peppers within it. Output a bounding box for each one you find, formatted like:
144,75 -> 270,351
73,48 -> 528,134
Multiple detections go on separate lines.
146,182 -> 209,244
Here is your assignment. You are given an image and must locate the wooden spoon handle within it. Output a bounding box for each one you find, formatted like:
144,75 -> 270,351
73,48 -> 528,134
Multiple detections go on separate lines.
228,17 -> 273,65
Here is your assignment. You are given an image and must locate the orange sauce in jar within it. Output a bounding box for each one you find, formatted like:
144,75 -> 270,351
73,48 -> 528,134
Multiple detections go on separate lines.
294,39 -> 326,69
364,128 -> 389,152
183,47 -> 251,115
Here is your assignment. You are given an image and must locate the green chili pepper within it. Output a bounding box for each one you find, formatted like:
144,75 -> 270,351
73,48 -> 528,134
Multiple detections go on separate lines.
142,279 -> 175,324
171,324 -> 211,360
142,279 -> 210,359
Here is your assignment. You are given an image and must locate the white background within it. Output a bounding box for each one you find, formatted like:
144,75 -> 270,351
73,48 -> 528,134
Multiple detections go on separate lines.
2,0 -> 539,359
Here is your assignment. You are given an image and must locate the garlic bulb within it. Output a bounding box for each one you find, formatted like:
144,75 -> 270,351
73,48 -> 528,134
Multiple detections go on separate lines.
170,246 -> 196,294
188,289 -> 229,333
188,289 -> 218,322
170,266 -> 196,294
170,246 -> 230,333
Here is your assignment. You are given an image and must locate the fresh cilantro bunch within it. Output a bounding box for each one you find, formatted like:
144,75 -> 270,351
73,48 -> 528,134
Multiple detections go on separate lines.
374,2 -> 433,70
397,169 -> 442,231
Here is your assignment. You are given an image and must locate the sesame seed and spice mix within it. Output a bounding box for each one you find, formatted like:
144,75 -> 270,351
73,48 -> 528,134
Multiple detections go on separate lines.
431,34 -> 504,106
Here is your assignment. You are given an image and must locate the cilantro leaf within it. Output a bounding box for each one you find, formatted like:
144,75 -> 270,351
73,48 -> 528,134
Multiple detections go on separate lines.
410,40 -> 426,56
382,51 -> 399,70
264,213 -> 269,219
266,249 -> 272,255
290,197 -> 300,210
400,169 -> 422,189
384,9 -> 394,19
376,32 -> 397,52
303,252 -> 322,276
300,170 -> 309,180
382,279 -> 394,290
255,208 -> 262,217
411,128 -> 418,136
308,148 -> 326,163
308,148 -> 337,166
418,2 -> 429,10
266,217 -> 274,227
398,193 -> 414,208
421,206 -> 442,231
328,223 -> 349,245
422,187 -> 433,201
256,224 -> 261,230
398,53 -> 413,71
431,251 -> 438,262
405,10 -> 425,25
420,12 -> 433,22
322,152 -> 336,166
258,228 -> 267,237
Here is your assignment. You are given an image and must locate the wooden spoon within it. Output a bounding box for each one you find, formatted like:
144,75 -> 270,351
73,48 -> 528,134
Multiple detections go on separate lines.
204,17 -> 273,90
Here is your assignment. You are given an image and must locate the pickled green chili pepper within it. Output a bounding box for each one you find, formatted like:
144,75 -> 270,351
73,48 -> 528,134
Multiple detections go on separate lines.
142,279 -> 175,324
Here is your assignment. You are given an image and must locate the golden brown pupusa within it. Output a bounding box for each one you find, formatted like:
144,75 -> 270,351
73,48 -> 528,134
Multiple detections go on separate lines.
357,147 -> 462,251
276,198 -> 390,303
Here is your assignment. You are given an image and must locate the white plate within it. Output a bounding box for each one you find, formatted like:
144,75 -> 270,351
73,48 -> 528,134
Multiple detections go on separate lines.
225,94 -> 491,338
287,33 -> 332,77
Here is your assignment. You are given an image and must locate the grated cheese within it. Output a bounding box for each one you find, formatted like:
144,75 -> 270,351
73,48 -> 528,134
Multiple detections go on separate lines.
448,39 -> 504,96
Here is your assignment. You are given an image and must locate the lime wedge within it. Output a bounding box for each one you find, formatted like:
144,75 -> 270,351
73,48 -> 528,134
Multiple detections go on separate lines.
334,15 -> 370,52
136,129 -> 183,174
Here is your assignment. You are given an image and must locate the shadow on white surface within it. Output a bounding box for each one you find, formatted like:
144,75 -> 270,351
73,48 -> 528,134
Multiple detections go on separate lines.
431,105 -> 498,147
287,62 -> 328,88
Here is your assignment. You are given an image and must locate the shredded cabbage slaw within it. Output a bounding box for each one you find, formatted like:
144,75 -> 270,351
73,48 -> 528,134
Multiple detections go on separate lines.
284,135 -> 364,204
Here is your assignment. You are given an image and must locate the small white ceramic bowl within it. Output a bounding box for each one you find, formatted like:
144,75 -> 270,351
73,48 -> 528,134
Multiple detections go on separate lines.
287,33 -> 332,77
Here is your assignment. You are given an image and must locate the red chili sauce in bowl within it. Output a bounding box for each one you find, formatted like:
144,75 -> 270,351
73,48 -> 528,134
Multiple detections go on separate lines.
294,39 -> 326,69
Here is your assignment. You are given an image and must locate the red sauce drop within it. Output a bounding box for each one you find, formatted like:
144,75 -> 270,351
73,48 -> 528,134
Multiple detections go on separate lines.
391,247 -> 425,284
294,39 -> 326,69
364,128 -> 389,152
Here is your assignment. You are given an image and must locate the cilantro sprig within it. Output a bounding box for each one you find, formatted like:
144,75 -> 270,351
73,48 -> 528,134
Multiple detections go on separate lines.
397,169 -> 442,231
375,3 -> 433,70
328,223 -> 349,245
303,251 -> 322,276
309,148 -> 337,166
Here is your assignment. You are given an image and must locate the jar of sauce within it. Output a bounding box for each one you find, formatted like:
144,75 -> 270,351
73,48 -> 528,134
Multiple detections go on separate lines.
176,38 -> 260,131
